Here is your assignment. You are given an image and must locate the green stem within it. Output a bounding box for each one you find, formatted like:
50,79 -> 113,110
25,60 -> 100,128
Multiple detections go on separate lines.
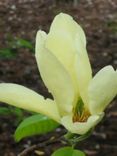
64,129 -> 93,147
64,132 -> 75,140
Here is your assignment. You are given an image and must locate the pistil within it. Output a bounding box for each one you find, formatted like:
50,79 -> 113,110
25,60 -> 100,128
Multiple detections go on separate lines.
72,98 -> 90,123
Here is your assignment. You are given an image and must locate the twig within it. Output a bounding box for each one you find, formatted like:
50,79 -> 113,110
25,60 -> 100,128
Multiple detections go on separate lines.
18,136 -> 66,156
18,145 -> 37,156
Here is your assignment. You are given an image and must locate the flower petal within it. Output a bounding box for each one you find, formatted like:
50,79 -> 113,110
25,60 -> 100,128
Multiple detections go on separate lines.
75,34 -> 92,106
0,83 -> 60,122
88,66 -> 117,114
45,13 -> 86,97
35,31 -> 75,116
61,113 -> 104,135
49,13 -> 86,45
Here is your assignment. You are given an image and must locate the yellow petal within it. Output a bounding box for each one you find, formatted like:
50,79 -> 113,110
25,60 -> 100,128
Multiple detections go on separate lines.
88,66 -> 117,114
45,13 -> 86,99
0,83 -> 60,122
49,13 -> 86,45
61,113 -> 104,135
75,35 -> 92,106
35,31 -> 75,116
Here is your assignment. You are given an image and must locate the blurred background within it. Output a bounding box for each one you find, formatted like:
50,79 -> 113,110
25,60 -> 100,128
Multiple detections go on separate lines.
0,0 -> 117,155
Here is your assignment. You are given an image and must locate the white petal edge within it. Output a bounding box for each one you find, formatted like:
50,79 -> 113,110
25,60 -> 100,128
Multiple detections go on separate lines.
35,30 -> 75,116
88,66 -> 117,114
61,113 -> 104,135
0,83 -> 60,122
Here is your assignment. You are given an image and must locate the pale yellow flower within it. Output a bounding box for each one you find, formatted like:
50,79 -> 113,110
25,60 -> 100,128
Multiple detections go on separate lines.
0,13 -> 117,134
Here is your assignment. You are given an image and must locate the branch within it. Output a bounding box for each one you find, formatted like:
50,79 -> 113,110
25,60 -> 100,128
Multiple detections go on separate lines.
18,136 -> 66,156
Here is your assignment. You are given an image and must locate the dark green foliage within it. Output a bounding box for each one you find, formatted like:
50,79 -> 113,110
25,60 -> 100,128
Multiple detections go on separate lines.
0,106 -> 24,125
0,48 -> 17,59
0,37 -> 34,59
14,38 -> 34,52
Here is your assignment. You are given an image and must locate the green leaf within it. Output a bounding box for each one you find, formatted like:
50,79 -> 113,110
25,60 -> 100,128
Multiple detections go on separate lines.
9,107 -> 24,117
9,107 -> 25,125
16,38 -> 34,52
0,107 -> 11,115
52,147 -> 85,156
14,114 -> 59,141
0,48 -> 16,58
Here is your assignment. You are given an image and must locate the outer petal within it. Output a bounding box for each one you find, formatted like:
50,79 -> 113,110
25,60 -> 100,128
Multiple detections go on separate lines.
75,35 -> 92,107
88,66 -> 117,114
0,83 -> 60,122
45,13 -> 86,97
35,31 -> 75,116
61,113 -> 104,135
49,13 -> 86,46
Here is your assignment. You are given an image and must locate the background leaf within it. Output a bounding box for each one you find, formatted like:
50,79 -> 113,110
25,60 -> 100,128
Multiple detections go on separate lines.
0,37 -> 34,59
0,48 -> 17,59
52,147 -> 86,156
0,106 -> 24,125
14,114 -> 59,141
16,38 -> 34,52
0,107 -> 10,115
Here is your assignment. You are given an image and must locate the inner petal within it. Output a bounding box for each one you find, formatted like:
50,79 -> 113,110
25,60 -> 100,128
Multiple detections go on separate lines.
61,113 -> 104,135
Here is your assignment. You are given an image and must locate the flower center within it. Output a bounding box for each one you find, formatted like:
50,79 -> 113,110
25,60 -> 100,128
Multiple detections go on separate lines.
72,98 -> 90,123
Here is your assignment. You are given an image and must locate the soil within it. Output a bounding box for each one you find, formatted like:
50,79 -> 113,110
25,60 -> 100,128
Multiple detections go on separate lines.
0,0 -> 117,155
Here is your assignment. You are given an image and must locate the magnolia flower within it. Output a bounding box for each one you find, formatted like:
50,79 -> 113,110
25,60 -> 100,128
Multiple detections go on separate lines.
0,13 -> 117,135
